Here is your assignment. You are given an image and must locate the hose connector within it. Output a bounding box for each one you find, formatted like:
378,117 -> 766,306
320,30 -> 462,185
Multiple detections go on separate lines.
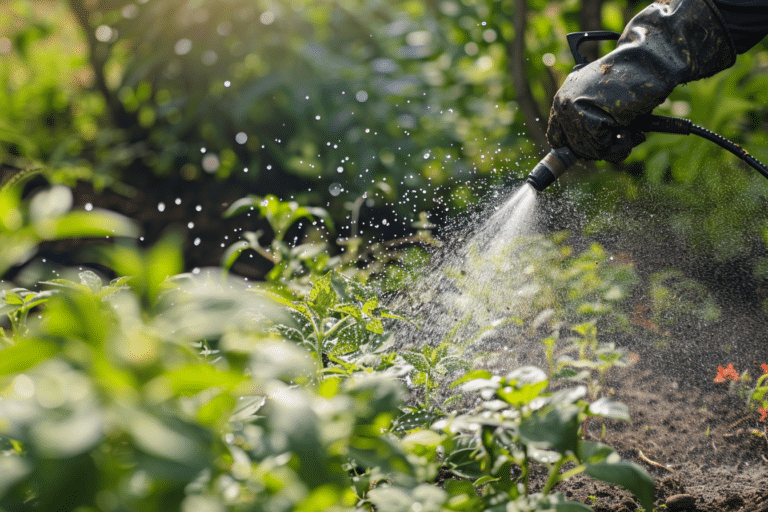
525,146 -> 578,192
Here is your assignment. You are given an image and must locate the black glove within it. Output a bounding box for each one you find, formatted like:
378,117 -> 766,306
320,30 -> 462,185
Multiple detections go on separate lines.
546,0 -> 736,162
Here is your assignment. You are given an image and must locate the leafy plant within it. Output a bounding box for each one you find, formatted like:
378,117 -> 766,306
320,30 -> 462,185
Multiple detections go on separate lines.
550,321 -> 629,401
407,366 -> 656,512
0,182 -> 137,277
0,287 -> 55,340
260,272 -> 403,376
402,342 -> 470,409
222,194 -> 336,284
713,362 -> 768,422
649,269 -> 720,326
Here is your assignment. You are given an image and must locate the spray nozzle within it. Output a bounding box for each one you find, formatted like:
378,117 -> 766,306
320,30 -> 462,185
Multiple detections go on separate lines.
525,146 -> 578,192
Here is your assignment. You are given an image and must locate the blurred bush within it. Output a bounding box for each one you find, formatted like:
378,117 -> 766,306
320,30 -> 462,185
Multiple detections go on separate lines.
3,0 -> 768,266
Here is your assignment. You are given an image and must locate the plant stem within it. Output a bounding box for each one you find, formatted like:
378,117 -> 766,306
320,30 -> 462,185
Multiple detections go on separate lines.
541,457 -> 566,495
324,315 -> 353,340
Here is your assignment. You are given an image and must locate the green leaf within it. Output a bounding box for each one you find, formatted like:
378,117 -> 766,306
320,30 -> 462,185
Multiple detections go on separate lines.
155,364 -> 247,396
444,479 -> 482,511
3,290 -> 24,305
228,396 -> 266,423
365,317 -> 384,334
588,397 -> 631,421
0,455 -> 32,496
451,369 -> 493,387
519,403 -> 581,456
127,410 -> 210,465
34,210 -> 138,240
585,460 -> 655,512
31,407 -> 104,458
368,484 -> 447,512
472,475 -> 499,486
496,379 -> 549,407
505,366 -> 548,387
554,500 -> 594,512
578,440 -> 616,464
221,239 -> 250,271
0,339 -> 58,375
402,351 -> 430,373
222,196 -> 259,218
79,270 -> 103,293
308,273 -> 336,315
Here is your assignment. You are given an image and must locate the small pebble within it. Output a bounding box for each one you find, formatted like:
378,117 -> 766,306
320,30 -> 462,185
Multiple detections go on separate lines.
666,494 -> 696,511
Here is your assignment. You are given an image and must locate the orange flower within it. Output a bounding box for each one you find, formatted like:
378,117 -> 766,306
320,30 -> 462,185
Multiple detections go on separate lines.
714,364 -> 739,383
759,408 -> 768,422
761,363 -> 768,375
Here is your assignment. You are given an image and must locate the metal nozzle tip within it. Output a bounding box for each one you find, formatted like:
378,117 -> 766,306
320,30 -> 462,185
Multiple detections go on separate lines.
525,147 -> 578,192
526,164 -> 556,192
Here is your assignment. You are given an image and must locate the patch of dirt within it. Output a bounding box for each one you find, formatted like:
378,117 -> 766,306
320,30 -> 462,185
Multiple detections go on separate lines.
554,369 -> 768,511
546,214 -> 768,511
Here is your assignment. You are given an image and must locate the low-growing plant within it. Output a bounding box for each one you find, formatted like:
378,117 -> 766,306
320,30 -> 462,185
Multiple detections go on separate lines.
402,341 -> 470,410
548,321 -> 629,401
259,272 -> 404,377
0,180 -> 137,276
371,366 -> 655,512
649,269 -> 720,326
221,194 -> 336,285
713,362 -> 768,422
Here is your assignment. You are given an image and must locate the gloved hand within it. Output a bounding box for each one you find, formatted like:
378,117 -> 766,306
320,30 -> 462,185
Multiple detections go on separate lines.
546,0 -> 736,162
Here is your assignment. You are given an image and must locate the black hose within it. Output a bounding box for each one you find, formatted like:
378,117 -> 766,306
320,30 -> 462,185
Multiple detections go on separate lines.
635,114 -> 768,181
527,114 -> 768,192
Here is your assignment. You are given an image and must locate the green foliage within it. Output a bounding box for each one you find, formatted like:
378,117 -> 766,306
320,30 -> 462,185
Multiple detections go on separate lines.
549,321 -> 628,401
222,194 -> 337,285
260,272 -> 404,377
403,342 -> 470,409
649,269 -> 720,326
0,182 -> 137,276
0,208 -> 654,512
1,259 -> 656,512
421,366 -> 655,512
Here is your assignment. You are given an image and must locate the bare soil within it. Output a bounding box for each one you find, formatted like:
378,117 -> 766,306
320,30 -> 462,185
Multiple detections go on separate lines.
551,211 -> 768,511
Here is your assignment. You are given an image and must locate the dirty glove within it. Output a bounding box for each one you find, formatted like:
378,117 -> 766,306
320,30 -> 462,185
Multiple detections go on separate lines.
546,0 -> 736,162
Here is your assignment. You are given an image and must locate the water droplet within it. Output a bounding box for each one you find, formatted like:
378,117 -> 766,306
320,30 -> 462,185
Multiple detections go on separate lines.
202,154 -> 220,173
95,25 -> 113,43
235,132 -> 248,144
157,202 -> 166,212
174,38 -> 192,55
84,203 -> 93,211
193,238 -> 201,246
260,11 -> 275,24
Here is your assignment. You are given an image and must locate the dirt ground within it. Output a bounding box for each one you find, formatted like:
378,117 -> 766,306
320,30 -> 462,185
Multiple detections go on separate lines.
549,208 -> 768,511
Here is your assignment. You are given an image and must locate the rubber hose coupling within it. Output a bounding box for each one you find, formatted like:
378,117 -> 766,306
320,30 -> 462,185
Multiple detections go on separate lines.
525,146 -> 578,192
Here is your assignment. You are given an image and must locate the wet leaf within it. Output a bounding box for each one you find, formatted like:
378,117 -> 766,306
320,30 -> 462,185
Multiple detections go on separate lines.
585,459 -> 654,512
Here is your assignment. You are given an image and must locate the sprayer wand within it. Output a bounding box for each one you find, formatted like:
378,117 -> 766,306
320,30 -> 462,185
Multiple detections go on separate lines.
525,31 -> 768,192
